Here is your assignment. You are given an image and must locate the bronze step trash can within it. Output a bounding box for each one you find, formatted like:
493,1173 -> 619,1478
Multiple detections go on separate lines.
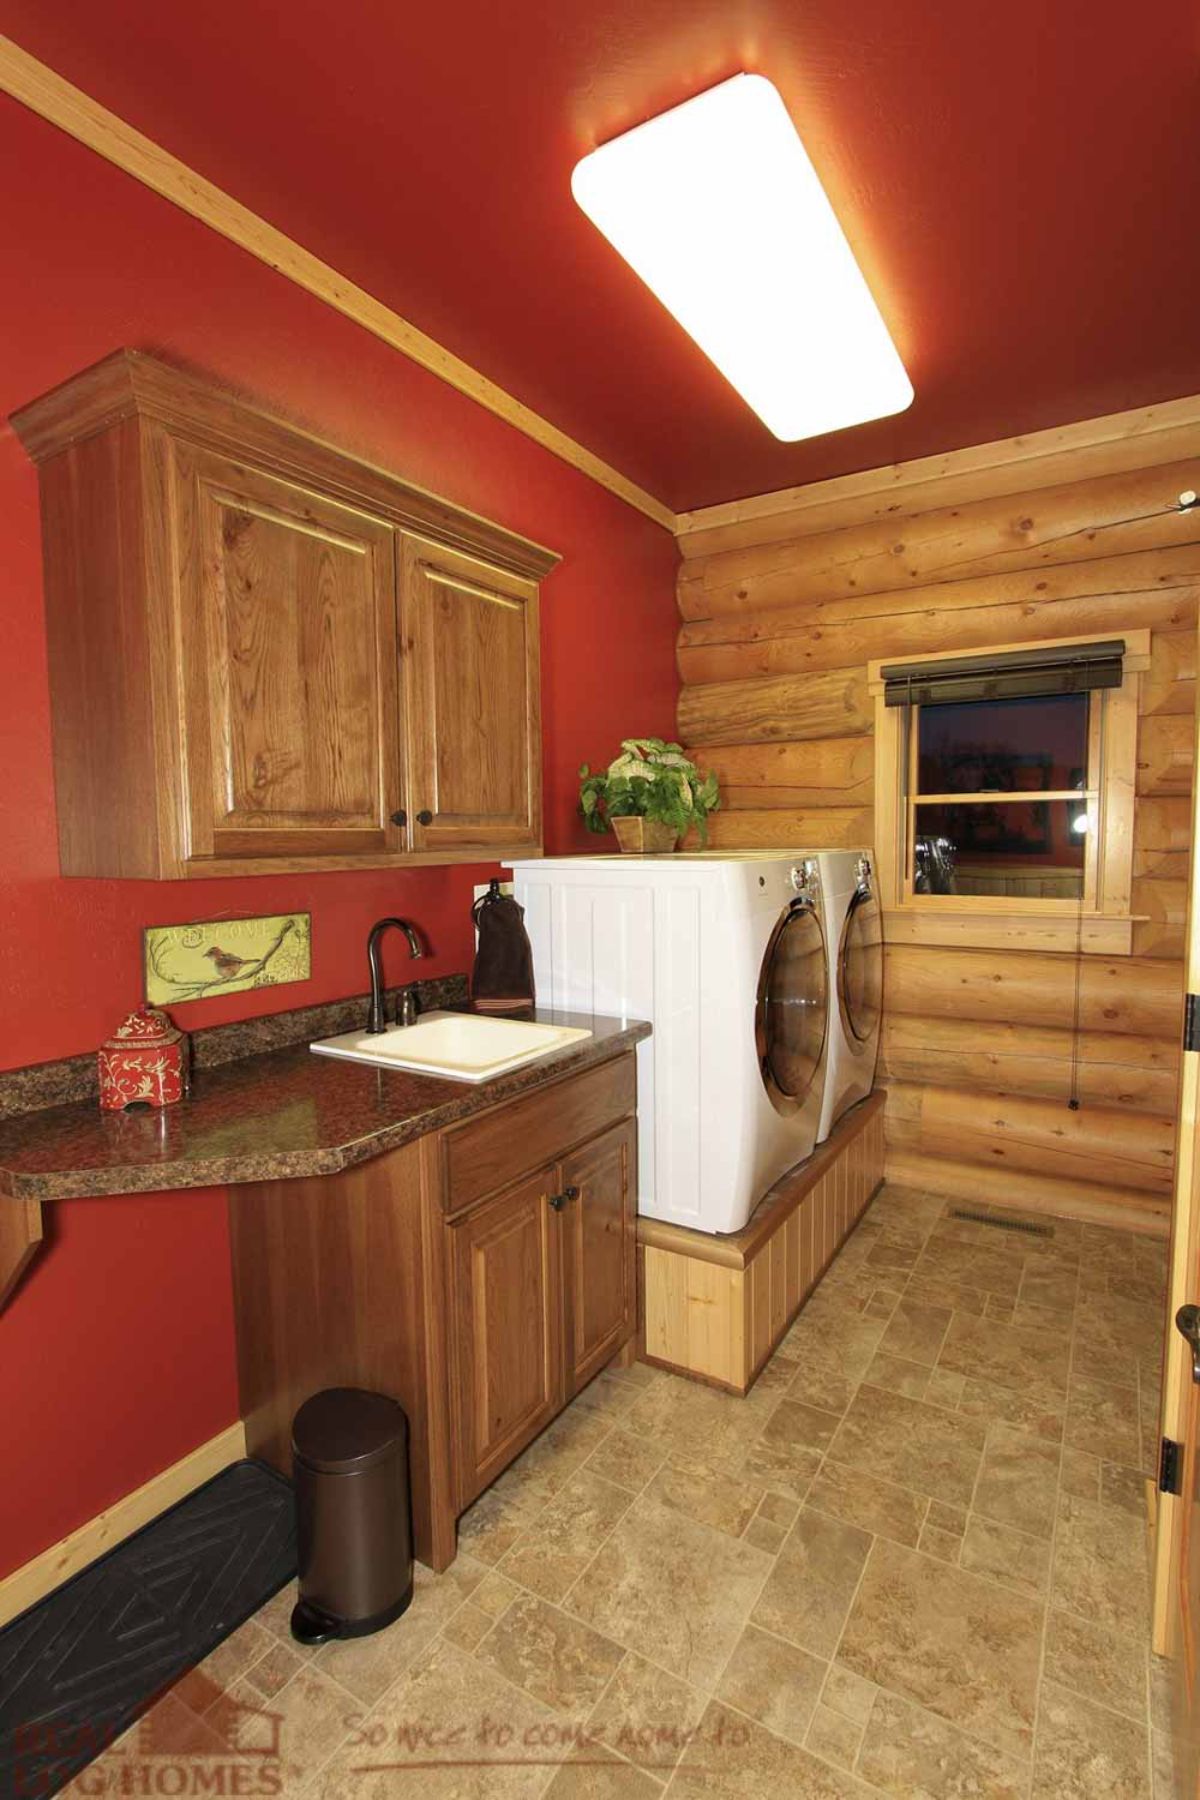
290,1387 -> 413,1645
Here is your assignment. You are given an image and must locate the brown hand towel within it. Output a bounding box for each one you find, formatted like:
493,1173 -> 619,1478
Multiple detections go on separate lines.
471,887 -> 536,1014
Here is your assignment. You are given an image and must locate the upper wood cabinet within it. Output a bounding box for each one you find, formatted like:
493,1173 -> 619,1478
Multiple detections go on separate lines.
11,351 -> 558,877
401,537 -> 541,853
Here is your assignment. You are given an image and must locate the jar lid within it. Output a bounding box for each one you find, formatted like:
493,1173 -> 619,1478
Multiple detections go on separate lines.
102,1006 -> 183,1051
292,1388 -> 406,1474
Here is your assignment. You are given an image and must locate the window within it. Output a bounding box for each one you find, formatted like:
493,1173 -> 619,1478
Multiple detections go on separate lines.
869,631 -> 1150,954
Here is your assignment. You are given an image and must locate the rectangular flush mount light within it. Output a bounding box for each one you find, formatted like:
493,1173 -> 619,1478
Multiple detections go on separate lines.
572,73 -> 913,442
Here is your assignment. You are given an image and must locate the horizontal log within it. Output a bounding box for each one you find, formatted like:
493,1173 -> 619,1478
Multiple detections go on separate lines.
882,1147 -> 1169,1237
1134,846 -> 1190,881
1135,797 -> 1192,854
879,1014 -> 1180,1116
677,550 -> 1200,684
1137,714 -> 1194,796
687,736 -> 874,810
885,1079 -> 1175,1195
676,402 -> 1200,562
1141,630 -> 1197,715
702,807 -> 873,851
678,459 -> 1200,621
678,664 -> 871,747
882,944 -> 1184,1037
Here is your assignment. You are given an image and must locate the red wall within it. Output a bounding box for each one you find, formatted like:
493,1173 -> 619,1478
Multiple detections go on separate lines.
0,95 -> 679,1580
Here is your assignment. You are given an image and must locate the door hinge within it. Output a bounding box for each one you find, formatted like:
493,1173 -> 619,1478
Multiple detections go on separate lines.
1160,1436 -> 1183,1495
1185,994 -> 1200,1053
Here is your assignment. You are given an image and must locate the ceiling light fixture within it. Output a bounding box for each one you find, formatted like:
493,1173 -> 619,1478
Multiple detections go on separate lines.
572,73 -> 913,442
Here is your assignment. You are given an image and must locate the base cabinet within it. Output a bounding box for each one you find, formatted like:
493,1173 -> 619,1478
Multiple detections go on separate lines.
228,1050 -> 638,1570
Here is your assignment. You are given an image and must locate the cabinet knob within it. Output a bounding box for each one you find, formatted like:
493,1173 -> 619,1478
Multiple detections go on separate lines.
416,809 -> 433,826
563,1186 -> 580,1202
548,1192 -> 566,1212
390,809 -> 408,827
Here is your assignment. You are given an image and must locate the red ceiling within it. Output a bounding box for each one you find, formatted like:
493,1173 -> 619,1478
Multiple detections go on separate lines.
3,0 -> 1199,511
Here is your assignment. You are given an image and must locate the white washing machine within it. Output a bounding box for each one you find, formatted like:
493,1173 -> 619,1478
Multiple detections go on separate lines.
816,848 -> 883,1143
506,853 -> 829,1236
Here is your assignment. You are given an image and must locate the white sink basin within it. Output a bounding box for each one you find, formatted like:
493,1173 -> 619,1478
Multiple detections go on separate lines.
310,1010 -> 592,1082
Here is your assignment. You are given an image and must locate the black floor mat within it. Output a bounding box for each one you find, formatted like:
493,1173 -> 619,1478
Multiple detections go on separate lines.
0,1458 -> 296,1800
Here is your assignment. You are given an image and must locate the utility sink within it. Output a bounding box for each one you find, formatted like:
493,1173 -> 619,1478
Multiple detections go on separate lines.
310,1011 -> 592,1083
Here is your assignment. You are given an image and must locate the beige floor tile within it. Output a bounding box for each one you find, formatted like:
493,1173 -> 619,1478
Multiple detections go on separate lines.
1066,1371 -> 1143,1466
565,1496 -> 772,1690
310,1636 -> 557,1799
738,1436 -> 824,1503
805,1459 -> 928,1549
751,1509 -> 872,1658
442,1571 -> 523,1651
857,1686 -> 1029,1799
542,1745 -> 661,1796
827,1384 -> 986,1507
955,1373 -> 1066,1441
1103,1462 -> 1151,1517
972,1424 -> 1061,1539
822,1663 -> 878,1727
173,1616 -> 274,1711
473,1591 -> 624,1716
621,1384 -> 765,1478
499,1469 -> 633,1602
916,1522 -> 962,1565
227,1664 -> 356,1792
493,1403 -> 615,1507
1052,1492 -> 1150,1634
643,1461 -> 765,1539
670,1700 -> 876,1798
458,1484 -> 549,1566
1044,1608 -> 1148,1721
315,1560 -> 481,1704
805,1703 -> 863,1769
904,1276 -> 989,1318
838,1538 -> 1044,1761
1152,1729 -> 1177,1800
878,1296 -> 953,1366
938,1311 -> 1071,1394
910,1239 -> 1025,1300
715,1624 -> 827,1747
1060,1445 -> 1102,1501
1019,1263 -> 1080,1313
926,1501 -> 966,1536
584,1428 -> 668,1493
959,1515 -> 1051,1597
243,1637 -> 306,1700
1032,1678 -> 1151,1800
587,1650 -> 708,1777
861,1350 -> 932,1400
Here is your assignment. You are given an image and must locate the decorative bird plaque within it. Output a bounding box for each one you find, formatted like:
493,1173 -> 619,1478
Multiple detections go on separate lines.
143,913 -> 311,1005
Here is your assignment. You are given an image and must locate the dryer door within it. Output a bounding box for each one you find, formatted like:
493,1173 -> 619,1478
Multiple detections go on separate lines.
756,899 -> 828,1116
838,884 -> 883,1049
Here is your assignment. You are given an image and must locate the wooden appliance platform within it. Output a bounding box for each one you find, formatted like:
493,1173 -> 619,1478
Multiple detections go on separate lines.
637,1091 -> 885,1395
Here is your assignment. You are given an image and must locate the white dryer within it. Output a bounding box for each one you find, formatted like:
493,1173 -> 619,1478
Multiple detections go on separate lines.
506,853 -> 829,1236
816,848 -> 883,1143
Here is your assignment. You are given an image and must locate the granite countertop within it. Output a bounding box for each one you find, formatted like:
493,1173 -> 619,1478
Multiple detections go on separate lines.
0,1010 -> 650,1202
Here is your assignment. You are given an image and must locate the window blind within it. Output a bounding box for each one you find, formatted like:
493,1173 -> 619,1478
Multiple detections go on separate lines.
881,639 -> 1125,708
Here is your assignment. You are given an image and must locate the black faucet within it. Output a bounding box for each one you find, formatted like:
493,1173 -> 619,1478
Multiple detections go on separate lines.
366,917 -> 425,1034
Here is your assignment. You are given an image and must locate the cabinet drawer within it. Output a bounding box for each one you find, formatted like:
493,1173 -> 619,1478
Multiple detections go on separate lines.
441,1052 -> 635,1212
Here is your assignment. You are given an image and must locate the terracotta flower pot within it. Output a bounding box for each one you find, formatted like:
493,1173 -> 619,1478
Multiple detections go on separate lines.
612,816 -> 678,854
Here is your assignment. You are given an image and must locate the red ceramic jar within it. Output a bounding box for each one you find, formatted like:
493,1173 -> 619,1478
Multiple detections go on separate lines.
98,1007 -> 189,1111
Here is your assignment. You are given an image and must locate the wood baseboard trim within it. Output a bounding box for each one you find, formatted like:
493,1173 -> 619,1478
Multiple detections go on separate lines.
0,33 -> 676,534
0,1421 -> 248,1629
883,1147 -> 1171,1238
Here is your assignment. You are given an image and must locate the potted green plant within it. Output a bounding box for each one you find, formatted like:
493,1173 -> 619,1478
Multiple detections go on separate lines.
578,738 -> 721,852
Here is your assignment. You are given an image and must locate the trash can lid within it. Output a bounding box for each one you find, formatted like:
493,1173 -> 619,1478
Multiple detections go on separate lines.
292,1387 -> 406,1474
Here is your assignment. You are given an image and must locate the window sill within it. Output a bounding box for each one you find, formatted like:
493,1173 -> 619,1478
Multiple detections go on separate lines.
882,908 -> 1136,956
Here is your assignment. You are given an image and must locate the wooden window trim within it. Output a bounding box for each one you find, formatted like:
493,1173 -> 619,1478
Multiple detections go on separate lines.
868,629 -> 1151,955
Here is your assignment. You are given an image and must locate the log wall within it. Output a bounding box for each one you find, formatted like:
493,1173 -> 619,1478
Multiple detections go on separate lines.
678,444 -> 1200,1233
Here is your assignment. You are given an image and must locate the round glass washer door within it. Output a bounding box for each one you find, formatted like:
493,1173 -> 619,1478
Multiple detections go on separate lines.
838,886 -> 883,1047
756,900 -> 828,1116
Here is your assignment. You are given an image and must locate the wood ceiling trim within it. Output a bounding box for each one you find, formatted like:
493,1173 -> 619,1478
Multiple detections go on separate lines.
676,395 -> 1200,557
0,32 -> 678,533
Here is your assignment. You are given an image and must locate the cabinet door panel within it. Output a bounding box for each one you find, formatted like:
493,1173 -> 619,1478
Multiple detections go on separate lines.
176,445 -> 404,861
562,1119 -> 637,1395
448,1166 -> 563,1508
401,536 -> 541,852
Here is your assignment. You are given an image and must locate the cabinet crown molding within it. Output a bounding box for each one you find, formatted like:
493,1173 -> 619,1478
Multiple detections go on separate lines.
11,348 -> 560,582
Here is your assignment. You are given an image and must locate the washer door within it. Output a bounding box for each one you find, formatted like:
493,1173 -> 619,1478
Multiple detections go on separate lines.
838,886 -> 883,1048
756,900 -> 828,1116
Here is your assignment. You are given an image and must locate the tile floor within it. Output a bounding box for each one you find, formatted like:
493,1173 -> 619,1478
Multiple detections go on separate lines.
68,1184 -> 1173,1798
